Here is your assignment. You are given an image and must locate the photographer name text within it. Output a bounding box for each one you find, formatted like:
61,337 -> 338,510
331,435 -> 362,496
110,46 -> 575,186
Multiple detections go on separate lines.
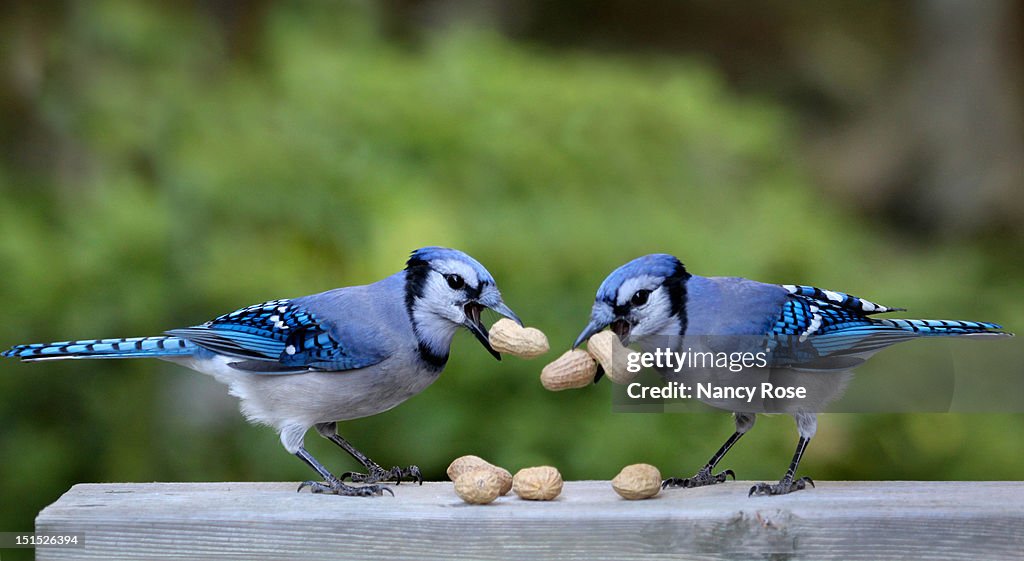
626,381 -> 807,403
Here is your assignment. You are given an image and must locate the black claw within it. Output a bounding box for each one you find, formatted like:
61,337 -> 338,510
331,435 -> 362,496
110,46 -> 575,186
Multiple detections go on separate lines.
344,464 -> 422,485
790,476 -> 814,492
408,465 -> 424,485
355,484 -> 394,497
748,476 -> 815,497
342,469 -> 384,484
297,478 -> 393,497
389,465 -> 423,486
663,467 -> 736,490
303,481 -> 335,495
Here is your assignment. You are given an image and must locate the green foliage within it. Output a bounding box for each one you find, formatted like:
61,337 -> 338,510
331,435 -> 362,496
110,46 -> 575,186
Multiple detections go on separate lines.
0,2 -> 1021,541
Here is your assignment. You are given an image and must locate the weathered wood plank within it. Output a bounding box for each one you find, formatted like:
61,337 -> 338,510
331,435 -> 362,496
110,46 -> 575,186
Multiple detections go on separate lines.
35,481 -> 1024,560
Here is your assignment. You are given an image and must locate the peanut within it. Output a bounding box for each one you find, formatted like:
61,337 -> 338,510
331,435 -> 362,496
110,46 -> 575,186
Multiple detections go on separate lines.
489,318 -> 550,359
447,455 -> 513,495
454,469 -> 502,504
540,349 -> 597,391
611,463 -> 662,500
512,466 -> 563,500
587,330 -> 640,384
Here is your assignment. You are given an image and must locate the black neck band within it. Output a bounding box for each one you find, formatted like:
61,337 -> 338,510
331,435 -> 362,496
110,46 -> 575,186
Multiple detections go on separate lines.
666,262 -> 691,336
404,262 -> 449,369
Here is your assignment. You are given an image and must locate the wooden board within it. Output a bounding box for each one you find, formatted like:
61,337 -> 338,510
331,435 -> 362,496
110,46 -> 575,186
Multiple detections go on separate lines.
34,481 -> 1024,560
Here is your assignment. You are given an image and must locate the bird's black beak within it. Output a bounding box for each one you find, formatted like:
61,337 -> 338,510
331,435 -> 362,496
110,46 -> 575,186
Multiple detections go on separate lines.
464,302 -> 502,360
573,317 -> 630,349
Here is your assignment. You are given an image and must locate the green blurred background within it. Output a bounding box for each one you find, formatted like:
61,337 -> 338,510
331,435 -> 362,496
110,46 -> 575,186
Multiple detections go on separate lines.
1,0 -> 1023,547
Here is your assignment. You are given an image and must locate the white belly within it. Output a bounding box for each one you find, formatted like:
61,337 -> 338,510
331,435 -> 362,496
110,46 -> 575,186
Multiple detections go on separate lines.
165,354 -> 441,431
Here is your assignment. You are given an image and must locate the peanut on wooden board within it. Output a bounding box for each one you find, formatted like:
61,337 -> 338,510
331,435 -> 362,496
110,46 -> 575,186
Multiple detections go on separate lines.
489,318 -> 550,359
611,463 -> 662,500
512,466 -> 563,501
447,455 -> 513,496
539,349 -> 597,391
587,330 -> 640,384
454,469 -> 502,505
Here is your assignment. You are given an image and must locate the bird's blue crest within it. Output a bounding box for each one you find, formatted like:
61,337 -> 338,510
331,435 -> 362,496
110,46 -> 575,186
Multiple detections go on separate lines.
596,254 -> 686,302
406,247 -> 495,285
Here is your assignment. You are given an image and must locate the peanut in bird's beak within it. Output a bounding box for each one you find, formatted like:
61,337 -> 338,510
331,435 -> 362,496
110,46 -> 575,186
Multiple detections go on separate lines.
464,298 -> 521,360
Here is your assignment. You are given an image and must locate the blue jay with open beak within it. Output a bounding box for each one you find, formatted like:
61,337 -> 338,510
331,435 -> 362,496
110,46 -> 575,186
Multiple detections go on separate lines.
4,247 -> 521,496
574,254 -> 1009,496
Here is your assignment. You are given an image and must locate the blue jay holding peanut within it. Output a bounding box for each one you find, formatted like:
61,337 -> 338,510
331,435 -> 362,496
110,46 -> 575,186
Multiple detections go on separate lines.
574,254 -> 1009,496
3,247 -> 521,496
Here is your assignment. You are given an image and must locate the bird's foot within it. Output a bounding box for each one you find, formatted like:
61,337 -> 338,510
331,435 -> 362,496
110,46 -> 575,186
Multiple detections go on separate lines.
297,478 -> 394,496
342,465 -> 423,486
748,476 -> 814,497
662,467 -> 735,489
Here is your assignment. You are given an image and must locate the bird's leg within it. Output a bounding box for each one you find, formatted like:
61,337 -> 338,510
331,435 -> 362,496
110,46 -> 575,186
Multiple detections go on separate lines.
294,447 -> 393,496
662,431 -> 741,489
315,422 -> 423,485
748,436 -> 815,497
750,413 -> 816,497
663,413 -> 753,489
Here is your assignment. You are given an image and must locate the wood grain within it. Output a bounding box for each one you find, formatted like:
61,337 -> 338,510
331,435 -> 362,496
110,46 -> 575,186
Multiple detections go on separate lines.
35,481 -> 1024,560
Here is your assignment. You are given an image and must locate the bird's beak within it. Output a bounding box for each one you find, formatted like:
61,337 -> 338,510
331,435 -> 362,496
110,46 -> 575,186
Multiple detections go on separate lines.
484,299 -> 523,327
573,318 -> 606,349
573,317 -> 630,349
464,297 -> 521,361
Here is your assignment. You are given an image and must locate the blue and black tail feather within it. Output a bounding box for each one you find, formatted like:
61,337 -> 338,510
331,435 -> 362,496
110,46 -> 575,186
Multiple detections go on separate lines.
770,285 -> 1011,368
876,318 -> 1007,335
2,336 -> 196,362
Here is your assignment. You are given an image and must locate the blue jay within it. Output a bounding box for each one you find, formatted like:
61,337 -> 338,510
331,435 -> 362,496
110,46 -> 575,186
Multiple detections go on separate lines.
3,247 -> 521,496
574,254 -> 1010,496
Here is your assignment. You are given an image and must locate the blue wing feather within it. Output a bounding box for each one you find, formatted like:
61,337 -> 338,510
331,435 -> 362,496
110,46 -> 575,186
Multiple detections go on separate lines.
779,284 -> 903,314
167,299 -> 386,373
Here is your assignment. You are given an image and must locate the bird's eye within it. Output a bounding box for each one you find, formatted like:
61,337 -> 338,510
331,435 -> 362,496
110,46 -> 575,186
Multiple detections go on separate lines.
631,289 -> 651,306
445,274 -> 465,290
